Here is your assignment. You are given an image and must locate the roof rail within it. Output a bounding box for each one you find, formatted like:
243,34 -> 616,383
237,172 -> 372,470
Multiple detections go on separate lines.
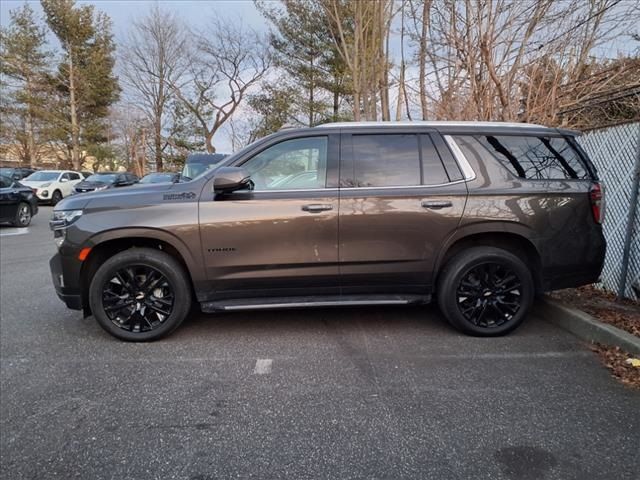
315,120 -> 548,129
278,124 -> 299,131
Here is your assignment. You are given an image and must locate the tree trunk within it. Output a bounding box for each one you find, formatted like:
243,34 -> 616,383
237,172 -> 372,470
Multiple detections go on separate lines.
396,61 -> 405,121
309,56 -> 314,127
154,115 -> 163,172
205,131 -> 216,153
68,53 -> 81,170
419,0 -> 431,120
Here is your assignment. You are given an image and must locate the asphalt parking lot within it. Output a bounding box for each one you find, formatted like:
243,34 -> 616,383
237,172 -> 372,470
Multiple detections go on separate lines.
1,206 -> 638,480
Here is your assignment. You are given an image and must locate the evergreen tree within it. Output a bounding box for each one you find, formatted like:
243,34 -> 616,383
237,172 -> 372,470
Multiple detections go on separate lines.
0,4 -> 49,167
41,0 -> 120,170
256,0 -> 351,126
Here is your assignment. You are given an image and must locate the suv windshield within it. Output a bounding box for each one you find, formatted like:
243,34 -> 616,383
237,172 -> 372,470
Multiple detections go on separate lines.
25,171 -> 59,181
140,173 -> 176,184
85,173 -> 117,183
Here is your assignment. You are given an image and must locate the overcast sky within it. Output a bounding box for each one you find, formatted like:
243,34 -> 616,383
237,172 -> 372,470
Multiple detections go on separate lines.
1,0 -> 271,153
2,1 -> 638,154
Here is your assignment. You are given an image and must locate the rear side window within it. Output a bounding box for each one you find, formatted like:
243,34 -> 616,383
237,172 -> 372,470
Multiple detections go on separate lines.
351,134 -> 449,187
353,134 -> 420,187
453,135 -> 588,180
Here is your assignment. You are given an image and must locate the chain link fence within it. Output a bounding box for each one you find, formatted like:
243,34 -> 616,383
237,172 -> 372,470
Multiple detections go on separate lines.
578,122 -> 640,300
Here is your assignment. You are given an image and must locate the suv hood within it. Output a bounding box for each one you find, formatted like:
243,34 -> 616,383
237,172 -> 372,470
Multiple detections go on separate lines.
56,181 -> 194,211
74,180 -> 112,190
21,180 -> 52,187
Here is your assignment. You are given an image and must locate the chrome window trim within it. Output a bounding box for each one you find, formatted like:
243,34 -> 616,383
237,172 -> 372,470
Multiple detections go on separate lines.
244,181 -> 468,194
249,187 -> 337,193
443,135 -> 477,181
339,179 -> 467,191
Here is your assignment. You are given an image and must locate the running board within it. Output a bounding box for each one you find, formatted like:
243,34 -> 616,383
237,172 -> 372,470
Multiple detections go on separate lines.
200,294 -> 430,313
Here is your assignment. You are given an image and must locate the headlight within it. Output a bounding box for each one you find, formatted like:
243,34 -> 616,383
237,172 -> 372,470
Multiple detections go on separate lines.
94,185 -> 109,191
41,182 -> 51,188
50,210 -> 83,231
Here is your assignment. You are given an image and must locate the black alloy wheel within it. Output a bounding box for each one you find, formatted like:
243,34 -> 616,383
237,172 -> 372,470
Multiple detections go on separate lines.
456,262 -> 522,328
437,246 -> 534,336
14,202 -> 31,227
89,247 -> 192,341
101,265 -> 175,333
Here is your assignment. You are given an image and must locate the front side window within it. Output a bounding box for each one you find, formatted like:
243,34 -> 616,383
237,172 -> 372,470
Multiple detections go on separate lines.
454,134 -> 588,180
242,137 -> 328,190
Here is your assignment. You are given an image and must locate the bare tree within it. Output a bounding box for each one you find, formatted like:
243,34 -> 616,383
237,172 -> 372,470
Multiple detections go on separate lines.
321,0 -> 394,121
171,19 -> 271,153
121,5 -> 189,171
417,0 -> 638,126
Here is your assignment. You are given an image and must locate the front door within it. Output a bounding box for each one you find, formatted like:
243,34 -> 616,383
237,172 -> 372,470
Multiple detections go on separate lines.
338,130 -> 467,293
198,134 -> 340,300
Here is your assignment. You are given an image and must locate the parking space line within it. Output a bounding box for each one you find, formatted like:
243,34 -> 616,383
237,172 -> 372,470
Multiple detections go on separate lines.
0,228 -> 30,237
254,358 -> 273,375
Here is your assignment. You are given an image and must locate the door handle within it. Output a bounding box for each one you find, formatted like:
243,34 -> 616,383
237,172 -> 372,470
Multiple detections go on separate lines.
421,200 -> 453,210
302,204 -> 333,213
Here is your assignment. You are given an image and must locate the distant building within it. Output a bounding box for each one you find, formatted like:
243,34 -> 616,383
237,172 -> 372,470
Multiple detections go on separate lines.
0,143 -> 96,172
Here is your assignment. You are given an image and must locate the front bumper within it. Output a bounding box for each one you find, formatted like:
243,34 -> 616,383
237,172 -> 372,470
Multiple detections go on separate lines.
33,189 -> 50,201
50,252 -> 83,310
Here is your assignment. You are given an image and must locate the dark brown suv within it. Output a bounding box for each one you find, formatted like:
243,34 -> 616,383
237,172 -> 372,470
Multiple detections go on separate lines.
49,121 -> 606,341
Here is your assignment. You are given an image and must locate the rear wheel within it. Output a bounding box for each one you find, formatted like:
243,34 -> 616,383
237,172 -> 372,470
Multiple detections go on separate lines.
51,190 -> 62,205
13,202 -> 32,227
89,248 -> 192,341
437,246 -> 534,336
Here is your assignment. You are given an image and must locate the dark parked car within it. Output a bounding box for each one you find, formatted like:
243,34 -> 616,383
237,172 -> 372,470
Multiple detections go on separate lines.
0,174 -> 38,227
72,172 -> 138,194
139,172 -> 185,184
0,167 -> 36,181
49,121 -> 605,341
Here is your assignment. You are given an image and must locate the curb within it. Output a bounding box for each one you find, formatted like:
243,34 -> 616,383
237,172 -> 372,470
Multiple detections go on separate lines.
536,297 -> 640,356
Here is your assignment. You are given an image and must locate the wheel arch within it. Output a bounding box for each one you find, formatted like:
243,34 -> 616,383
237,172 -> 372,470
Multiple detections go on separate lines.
79,229 -> 199,315
434,224 -> 543,292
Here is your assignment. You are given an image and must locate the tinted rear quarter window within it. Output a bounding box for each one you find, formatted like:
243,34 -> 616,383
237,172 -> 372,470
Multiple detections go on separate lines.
453,134 -> 588,180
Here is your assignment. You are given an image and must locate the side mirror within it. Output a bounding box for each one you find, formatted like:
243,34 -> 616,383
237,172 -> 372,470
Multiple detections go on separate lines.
60,177 -> 69,183
213,167 -> 252,194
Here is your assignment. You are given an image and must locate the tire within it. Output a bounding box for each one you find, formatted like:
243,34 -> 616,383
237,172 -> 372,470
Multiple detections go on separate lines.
51,190 -> 63,205
89,247 -> 192,341
13,202 -> 32,227
437,246 -> 534,336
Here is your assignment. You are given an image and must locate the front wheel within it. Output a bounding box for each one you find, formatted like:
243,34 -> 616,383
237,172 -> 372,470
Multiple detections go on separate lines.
89,248 -> 192,341
51,190 -> 63,205
437,246 -> 534,336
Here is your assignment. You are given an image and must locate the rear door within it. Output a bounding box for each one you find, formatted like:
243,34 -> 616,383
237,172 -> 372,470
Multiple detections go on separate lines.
338,129 -> 467,293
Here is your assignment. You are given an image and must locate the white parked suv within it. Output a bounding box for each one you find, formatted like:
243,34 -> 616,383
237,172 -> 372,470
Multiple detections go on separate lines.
21,170 -> 84,205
